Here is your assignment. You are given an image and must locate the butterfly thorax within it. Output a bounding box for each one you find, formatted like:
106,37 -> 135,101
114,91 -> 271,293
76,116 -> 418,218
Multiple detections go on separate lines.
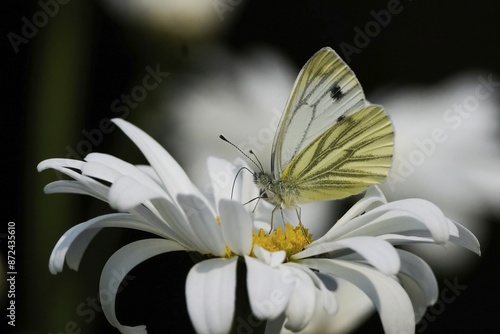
254,171 -> 300,208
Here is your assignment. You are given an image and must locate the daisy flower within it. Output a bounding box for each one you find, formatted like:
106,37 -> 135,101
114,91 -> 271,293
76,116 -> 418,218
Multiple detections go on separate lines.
39,118 -> 480,333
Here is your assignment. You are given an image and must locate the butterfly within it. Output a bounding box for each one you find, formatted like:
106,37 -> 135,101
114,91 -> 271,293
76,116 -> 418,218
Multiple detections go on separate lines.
251,47 -> 394,215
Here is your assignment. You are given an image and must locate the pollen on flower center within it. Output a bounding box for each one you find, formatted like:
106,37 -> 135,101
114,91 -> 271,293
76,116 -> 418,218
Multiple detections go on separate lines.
252,223 -> 312,261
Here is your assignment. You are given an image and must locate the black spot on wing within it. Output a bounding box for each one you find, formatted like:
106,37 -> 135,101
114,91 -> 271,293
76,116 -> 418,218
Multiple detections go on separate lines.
329,84 -> 345,101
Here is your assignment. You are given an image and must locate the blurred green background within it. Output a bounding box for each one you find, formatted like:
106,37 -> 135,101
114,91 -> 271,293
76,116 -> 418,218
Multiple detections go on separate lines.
4,0 -> 500,333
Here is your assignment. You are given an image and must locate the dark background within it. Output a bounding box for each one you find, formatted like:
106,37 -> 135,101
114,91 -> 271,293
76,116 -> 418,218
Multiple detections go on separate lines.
4,0 -> 500,333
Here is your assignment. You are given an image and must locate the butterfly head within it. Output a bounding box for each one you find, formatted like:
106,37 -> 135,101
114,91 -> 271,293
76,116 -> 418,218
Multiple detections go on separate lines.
253,171 -> 271,187
219,135 -> 280,203
253,171 -> 280,205
254,171 -> 274,198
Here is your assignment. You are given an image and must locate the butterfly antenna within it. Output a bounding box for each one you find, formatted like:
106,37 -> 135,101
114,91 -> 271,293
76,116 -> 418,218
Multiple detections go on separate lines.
249,149 -> 264,172
231,166 -> 253,199
219,135 -> 263,171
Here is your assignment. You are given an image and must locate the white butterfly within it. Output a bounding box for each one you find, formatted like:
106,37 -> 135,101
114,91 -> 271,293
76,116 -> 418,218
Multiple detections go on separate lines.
251,47 -> 394,213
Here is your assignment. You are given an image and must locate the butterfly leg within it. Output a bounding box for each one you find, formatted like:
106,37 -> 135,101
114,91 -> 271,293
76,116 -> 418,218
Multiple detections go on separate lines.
295,206 -> 302,224
295,206 -> 308,236
269,205 -> 278,233
251,197 -> 261,213
268,204 -> 286,232
279,206 -> 286,225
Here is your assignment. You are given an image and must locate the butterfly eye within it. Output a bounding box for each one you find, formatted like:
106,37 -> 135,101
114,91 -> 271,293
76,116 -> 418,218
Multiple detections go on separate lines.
256,173 -> 271,185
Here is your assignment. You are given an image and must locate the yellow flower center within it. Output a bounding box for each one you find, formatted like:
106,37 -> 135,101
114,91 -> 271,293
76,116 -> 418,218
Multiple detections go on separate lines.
252,223 -> 313,261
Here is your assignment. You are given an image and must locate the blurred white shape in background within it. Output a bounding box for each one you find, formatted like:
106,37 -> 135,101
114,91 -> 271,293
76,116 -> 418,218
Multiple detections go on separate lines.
167,47 -> 294,180
376,73 -> 500,274
100,0 -> 243,38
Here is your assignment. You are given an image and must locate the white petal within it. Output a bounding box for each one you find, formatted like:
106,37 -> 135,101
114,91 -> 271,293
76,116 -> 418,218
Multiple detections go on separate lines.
364,186 -> 388,207
207,156 -> 241,202
237,162 -> 261,207
281,266 -> 317,331
285,262 -> 338,332
99,239 -> 187,333
131,203 -> 192,243
302,258 -> 415,334
49,213 -> 173,274
186,257 -> 238,334
112,118 -> 200,199
219,199 -> 253,256
449,220 -> 481,255
84,153 -> 168,197
135,164 -> 162,184
207,156 -> 261,215
44,180 -> 103,197
379,234 -> 436,245
108,175 -> 164,211
49,223 -> 101,275
244,256 -> 294,320
81,160 -> 121,183
375,199 -> 450,243
397,249 -> 438,322
253,245 -> 286,267
37,158 -> 84,173
330,185 -> 388,230
178,194 -> 226,256
253,220 -> 272,233
286,277 -> 372,334
295,236 -> 400,276
149,196 -> 209,253
108,176 -> 206,251
39,159 -> 109,200
316,199 -> 451,245
299,269 -> 338,316
112,326 -> 148,334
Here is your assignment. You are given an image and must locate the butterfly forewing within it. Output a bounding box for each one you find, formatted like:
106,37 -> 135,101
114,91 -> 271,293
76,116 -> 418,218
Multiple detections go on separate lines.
281,105 -> 394,202
271,47 -> 366,179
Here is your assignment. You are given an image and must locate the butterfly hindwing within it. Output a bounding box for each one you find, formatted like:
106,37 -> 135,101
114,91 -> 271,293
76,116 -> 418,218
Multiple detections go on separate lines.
281,105 -> 394,202
271,47 -> 366,179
